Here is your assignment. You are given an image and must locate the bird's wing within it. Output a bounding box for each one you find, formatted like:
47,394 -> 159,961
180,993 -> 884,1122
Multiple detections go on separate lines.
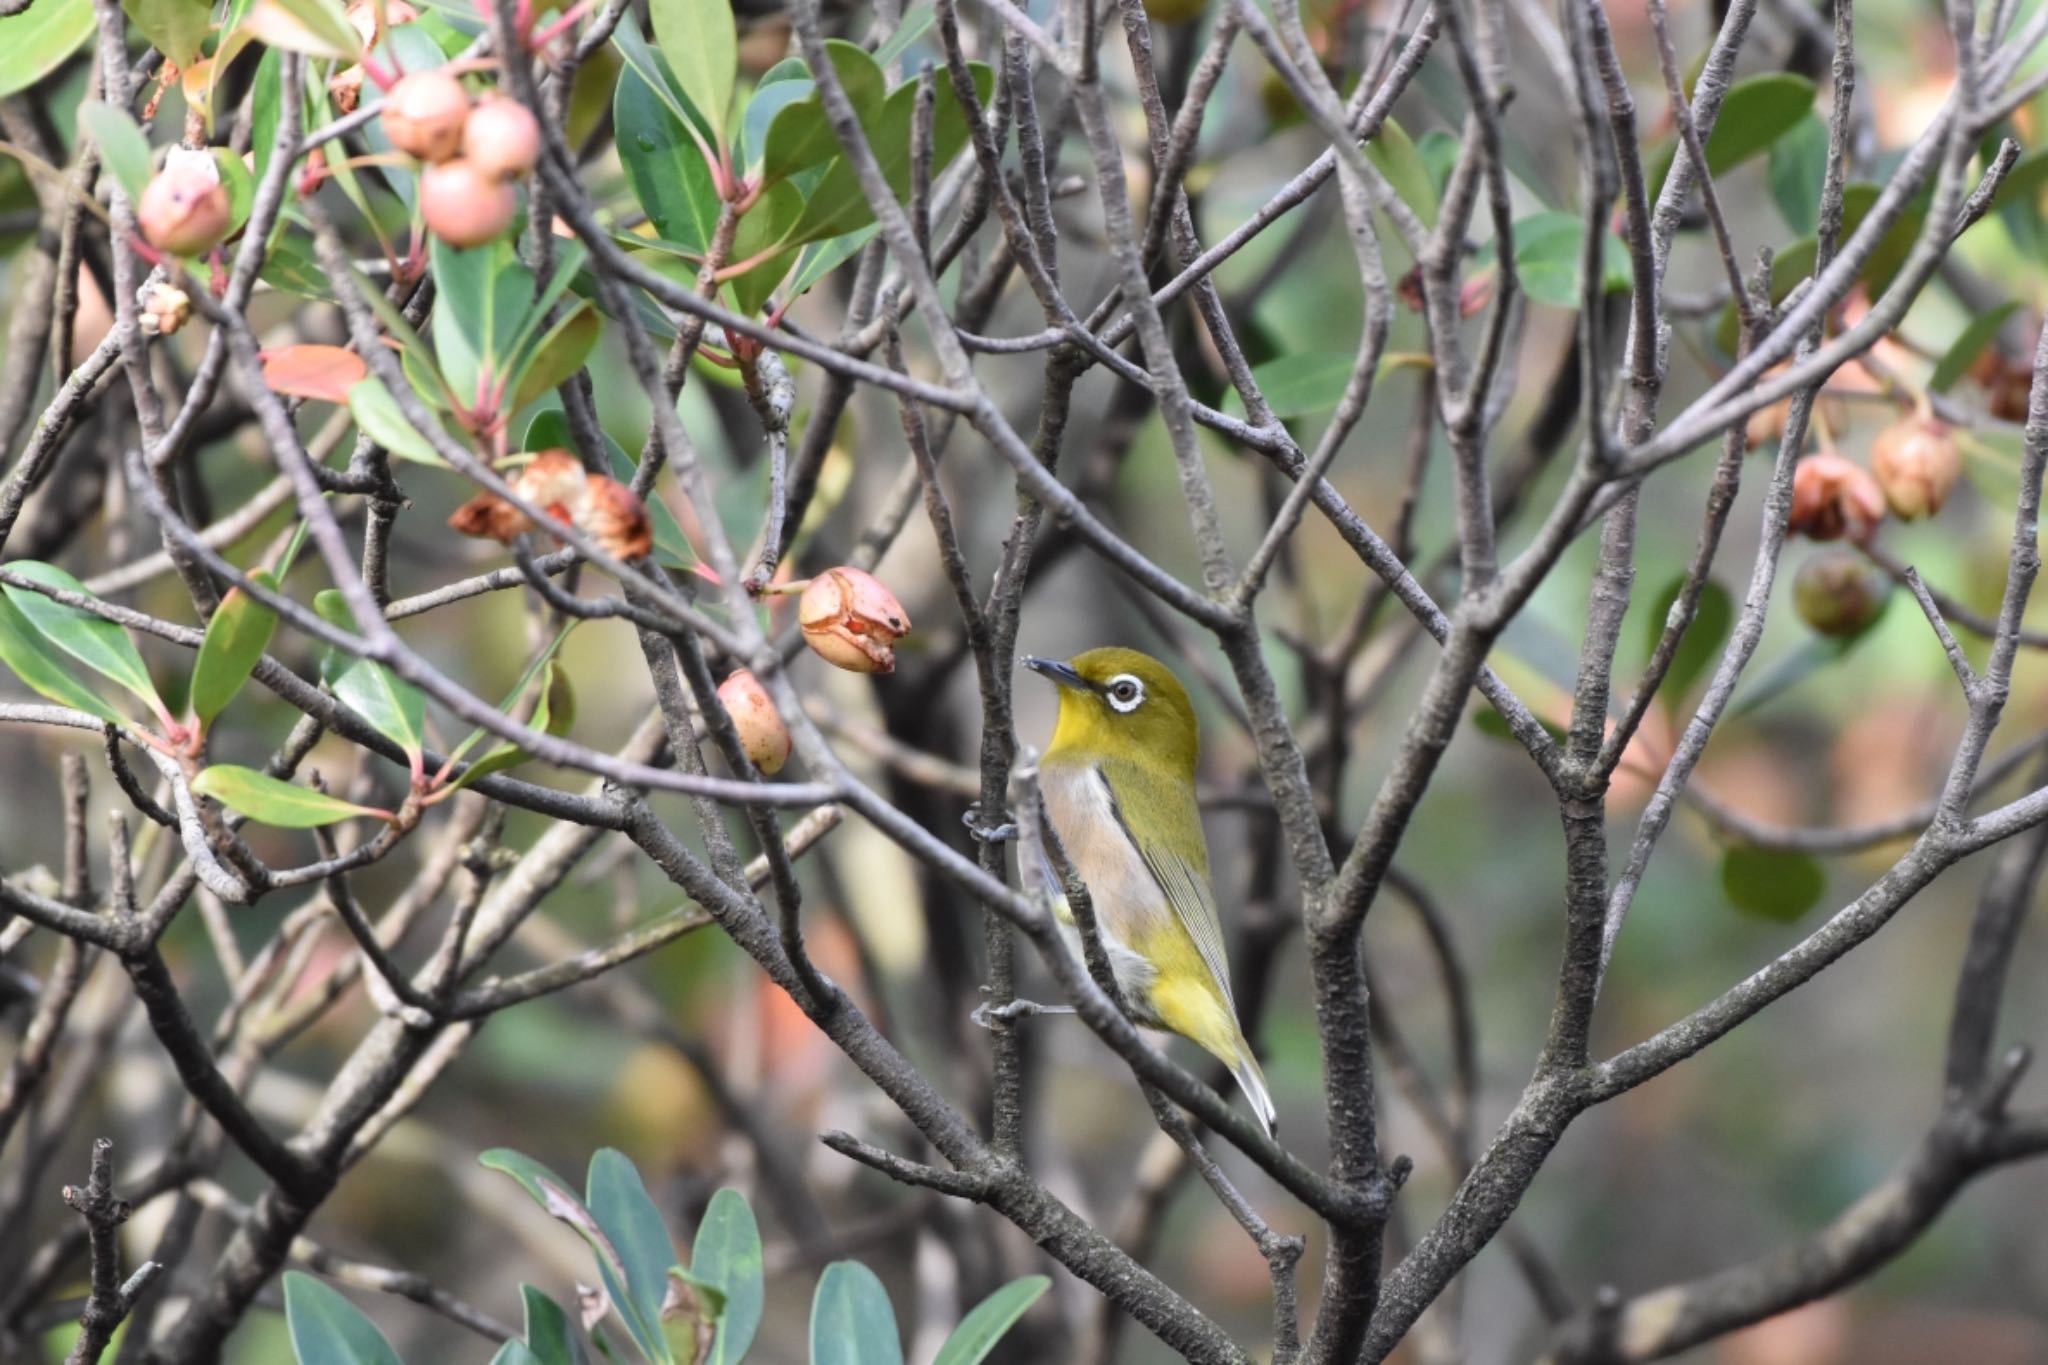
1096,757 -> 1239,1014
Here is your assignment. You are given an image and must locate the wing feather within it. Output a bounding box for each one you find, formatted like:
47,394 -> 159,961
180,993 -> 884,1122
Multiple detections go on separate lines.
1096,761 -> 1239,1013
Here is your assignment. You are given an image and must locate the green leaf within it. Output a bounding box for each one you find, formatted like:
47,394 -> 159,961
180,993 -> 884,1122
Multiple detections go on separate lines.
261,236 -> 334,302
430,235 -> 534,413
690,1189 -> 763,1365
587,1149 -> 680,1365
1930,300 -> 2021,395
762,40 -> 886,185
518,1287 -> 595,1365
312,590 -> 425,758
1504,210 -> 1632,309
3,562 -> 166,717
0,591 -> 128,724
442,654 -> 573,795
0,0 -> 93,100
782,63 -> 994,247
785,225 -> 878,302
932,1277 -> 1050,1365
1720,844 -> 1827,923
1766,112 -> 1828,235
259,0 -> 363,59
616,63 -> 723,252
190,571 -> 280,727
810,1262 -> 903,1365
1641,575 -> 1732,714
1646,74 -> 1816,204
214,146 -> 256,236
489,1343 -> 547,1365
191,765 -> 390,828
482,1148 -> 650,1359
1416,127 -> 1460,198
648,0 -> 736,143
872,4 -> 935,70
78,101 -> 153,206
509,304 -> 603,412
283,1272 -> 406,1365
1364,116 -> 1436,227
348,376 -> 447,466
122,0 -> 211,67
724,180 -> 806,315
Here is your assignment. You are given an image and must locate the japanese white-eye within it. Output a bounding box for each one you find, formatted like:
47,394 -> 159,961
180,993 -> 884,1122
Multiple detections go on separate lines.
1025,647 -> 1276,1135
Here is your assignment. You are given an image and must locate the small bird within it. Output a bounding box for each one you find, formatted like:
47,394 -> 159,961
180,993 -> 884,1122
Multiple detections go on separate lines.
1024,647 -> 1276,1135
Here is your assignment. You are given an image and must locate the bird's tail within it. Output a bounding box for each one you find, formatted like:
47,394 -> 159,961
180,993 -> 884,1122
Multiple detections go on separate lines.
1229,1040 -> 1277,1137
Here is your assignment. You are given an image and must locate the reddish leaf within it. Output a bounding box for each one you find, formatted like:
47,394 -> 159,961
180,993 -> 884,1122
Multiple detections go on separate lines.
260,344 -> 368,403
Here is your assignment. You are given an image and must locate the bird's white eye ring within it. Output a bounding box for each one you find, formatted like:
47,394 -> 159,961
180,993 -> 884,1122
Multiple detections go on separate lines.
1105,674 -> 1144,713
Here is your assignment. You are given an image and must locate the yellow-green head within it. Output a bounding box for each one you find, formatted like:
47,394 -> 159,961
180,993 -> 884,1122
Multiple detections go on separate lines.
1024,647 -> 1200,777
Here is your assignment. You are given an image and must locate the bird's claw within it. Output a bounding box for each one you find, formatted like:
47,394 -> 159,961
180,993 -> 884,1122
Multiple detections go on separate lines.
970,997 -> 1074,1028
961,803 -> 1018,844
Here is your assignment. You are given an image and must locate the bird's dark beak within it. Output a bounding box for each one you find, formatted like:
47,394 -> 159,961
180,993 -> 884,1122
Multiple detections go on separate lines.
1023,656 -> 1089,691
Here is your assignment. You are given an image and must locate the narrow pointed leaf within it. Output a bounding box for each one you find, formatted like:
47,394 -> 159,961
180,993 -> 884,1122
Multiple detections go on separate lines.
932,1276 -> 1050,1365
482,1149 -> 655,1362
190,571 -> 280,726
3,562 -> 165,715
509,304 -> 603,413
191,765 -> 389,828
0,591 -> 128,724
1930,300 -> 2022,394
520,1286 -> 596,1365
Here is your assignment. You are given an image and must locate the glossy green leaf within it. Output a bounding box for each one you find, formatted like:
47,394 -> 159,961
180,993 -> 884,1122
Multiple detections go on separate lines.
1721,844 -> 1828,923
648,0 -> 735,142
1930,300 -> 2021,394
191,765 -> 389,828
0,0 -> 93,100
690,1189 -> 763,1365
283,1271 -> 406,1365
762,40 -> 886,185
616,64 -> 723,252
260,237 -> 333,301
518,1287 -> 595,1365
79,101 -> 153,206
811,1262 -> 903,1365
1766,112 -> 1828,235
348,376 -> 447,466
190,571 -> 280,726
610,11 -> 707,131
1641,574 -> 1732,714
0,592 -> 127,724
724,180 -> 806,315
587,1149 -> 679,1365
123,0 -> 210,67
932,1276 -> 1050,1365
1364,116 -> 1436,227
489,1343 -> 546,1365
3,562 -> 165,716
509,304 -> 603,413
1647,74 -> 1816,203
430,236 -> 535,412
214,146 -> 256,236
783,63 -> 994,247
312,590 -> 425,758
1505,210 -> 1633,309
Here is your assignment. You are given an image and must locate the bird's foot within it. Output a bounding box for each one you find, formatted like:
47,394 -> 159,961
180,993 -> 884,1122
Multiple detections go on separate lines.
970,997 -> 1075,1028
962,803 -> 1018,844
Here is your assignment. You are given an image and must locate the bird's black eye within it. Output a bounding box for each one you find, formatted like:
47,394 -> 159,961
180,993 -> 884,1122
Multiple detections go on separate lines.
1105,675 -> 1144,712
1112,682 -> 1136,701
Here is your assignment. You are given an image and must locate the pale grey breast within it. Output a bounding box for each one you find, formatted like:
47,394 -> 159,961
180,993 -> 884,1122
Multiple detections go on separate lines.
1037,759 -> 1172,1018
